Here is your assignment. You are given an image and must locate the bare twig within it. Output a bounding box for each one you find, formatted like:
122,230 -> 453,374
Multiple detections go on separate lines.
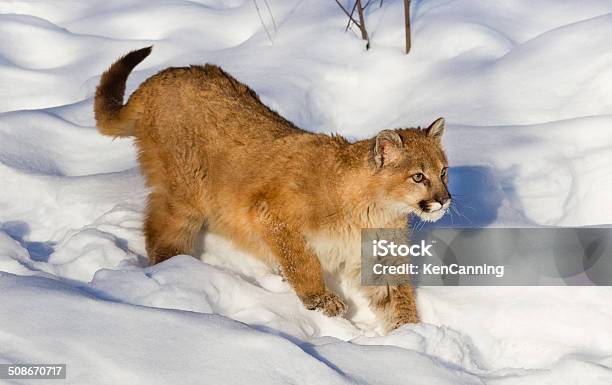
253,0 -> 274,44
335,0 -> 371,49
356,0 -> 370,49
334,0 -> 362,28
262,0 -> 277,33
403,0 -> 412,54
345,1 -> 358,32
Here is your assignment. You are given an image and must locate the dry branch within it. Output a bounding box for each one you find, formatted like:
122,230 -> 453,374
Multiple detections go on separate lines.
403,0 -> 412,54
334,0 -> 370,49
356,0 -> 370,49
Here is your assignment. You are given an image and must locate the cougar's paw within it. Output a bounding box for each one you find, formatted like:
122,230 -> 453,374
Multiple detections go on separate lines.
389,312 -> 420,331
303,291 -> 347,317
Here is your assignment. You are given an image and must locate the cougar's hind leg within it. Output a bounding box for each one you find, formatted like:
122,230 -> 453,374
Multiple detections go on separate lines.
361,284 -> 419,332
144,190 -> 206,265
144,192 -> 164,259
344,265 -> 419,332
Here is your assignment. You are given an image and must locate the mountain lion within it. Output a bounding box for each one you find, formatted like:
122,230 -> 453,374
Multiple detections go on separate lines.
95,47 -> 451,331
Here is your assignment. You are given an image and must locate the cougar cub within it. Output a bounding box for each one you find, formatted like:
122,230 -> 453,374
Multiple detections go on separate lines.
95,47 -> 451,331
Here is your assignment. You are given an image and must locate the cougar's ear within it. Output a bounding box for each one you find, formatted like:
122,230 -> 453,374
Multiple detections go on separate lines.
374,130 -> 403,167
426,117 -> 445,141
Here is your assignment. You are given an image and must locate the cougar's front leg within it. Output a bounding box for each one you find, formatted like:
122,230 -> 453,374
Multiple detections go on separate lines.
253,203 -> 346,317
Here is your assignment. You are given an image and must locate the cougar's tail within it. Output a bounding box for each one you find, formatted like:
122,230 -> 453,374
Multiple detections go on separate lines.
94,46 -> 152,137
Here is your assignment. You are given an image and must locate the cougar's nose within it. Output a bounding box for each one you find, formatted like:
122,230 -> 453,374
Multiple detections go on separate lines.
435,193 -> 451,206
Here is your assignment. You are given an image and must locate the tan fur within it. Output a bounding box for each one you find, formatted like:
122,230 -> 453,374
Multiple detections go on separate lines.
95,47 -> 451,331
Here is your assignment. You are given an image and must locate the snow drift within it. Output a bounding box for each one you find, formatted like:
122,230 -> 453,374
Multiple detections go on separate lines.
1,0 -> 612,384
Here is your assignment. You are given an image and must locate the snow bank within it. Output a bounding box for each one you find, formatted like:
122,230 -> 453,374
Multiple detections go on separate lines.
1,0 -> 612,384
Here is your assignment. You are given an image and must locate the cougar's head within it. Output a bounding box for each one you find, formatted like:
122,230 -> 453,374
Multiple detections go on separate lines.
371,117 -> 451,222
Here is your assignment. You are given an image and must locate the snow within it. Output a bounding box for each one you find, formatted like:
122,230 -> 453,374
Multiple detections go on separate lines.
1,0 -> 612,384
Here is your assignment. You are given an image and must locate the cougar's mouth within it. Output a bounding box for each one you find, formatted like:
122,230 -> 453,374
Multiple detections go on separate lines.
416,199 -> 451,222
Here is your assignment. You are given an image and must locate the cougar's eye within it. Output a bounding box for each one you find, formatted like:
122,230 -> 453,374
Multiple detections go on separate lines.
412,173 -> 424,183
441,168 -> 448,177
